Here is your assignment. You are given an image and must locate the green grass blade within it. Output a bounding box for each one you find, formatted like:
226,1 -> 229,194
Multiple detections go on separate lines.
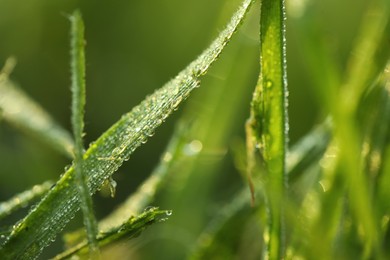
189,189 -> 254,260
0,1 -> 255,258
69,10 -> 99,256
330,2 -> 390,256
368,63 -> 390,257
287,5 -> 340,113
246,0 -> 288,258
63,121 -> 191,247
287,120 -> 332,183
54,208 -> 171,259
0,59 -> 74,158
191,121 -> 331,259
98,121 -> 190,231
359,65 -> 390,190
0,181 -> 53,221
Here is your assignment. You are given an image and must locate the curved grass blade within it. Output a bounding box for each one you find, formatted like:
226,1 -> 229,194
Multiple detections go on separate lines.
53,208 -> 171,259
0,1 -> 255,258
98,121 -> 190,231
246,0 -> 288,258
63,121 -> 191,247
0,181 -> 53,221
0,59 -> 74,158
69,10 -> 100,256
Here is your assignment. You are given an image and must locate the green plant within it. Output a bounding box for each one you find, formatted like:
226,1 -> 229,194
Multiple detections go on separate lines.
0,0 -> 389,259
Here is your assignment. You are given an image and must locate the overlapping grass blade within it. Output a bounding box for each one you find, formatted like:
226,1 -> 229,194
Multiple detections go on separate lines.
98,121 -> 190,231
63,121 -> 191,247
69,10 -> 99,255
191,121 -> 332,259
0,1 -> 255,258
366,63 -> 390,256
54,208 -> 171,259
323,2 -> 390,256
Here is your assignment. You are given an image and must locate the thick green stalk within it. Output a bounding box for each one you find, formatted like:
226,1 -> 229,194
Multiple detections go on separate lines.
247,0 -> 288,258
70,10 -> 100,256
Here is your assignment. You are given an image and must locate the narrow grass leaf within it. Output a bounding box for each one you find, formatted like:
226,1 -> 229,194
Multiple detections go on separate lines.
189,189 -> 254,260
0,1 -> 255,258
369,62 -> 390,241
0,59 -> 74,158
0,181 -> 53,221
69,10 -> 100,256
63,121 -> 191,247
359,64 -> 390,190
246,0 -> 288,258
53,208 -> 171,259
329,2 -> 390,255
192,121 -> 331,259
98,121 -> 190,231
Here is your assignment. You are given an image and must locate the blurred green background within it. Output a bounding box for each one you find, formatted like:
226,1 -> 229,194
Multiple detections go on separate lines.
0,0 -> 371,258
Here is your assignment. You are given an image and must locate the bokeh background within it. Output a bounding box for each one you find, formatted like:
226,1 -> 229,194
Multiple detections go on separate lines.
0,0 -> 370,258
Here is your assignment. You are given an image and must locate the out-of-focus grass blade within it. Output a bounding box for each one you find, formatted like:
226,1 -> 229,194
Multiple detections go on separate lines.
328,1 -> 390,256
0,1 -> 255,258
69,10 -> 99,256
189,189 -> 256,260
287,120 -> 332,183
246,0 -> 288,258
53,208 -> 171,259
287,3 -> 340,112
0,59 -> 74,158
370,63 -> 390,257
359,63 -> 390,191
0,181 -> 53,221
191,120 -> 332,259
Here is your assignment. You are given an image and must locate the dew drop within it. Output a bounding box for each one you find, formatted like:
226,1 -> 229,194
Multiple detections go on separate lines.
143,206 -> 156,212
64,164 -> 72,172
146,128 -> 155,137
265,80 -> 273,88
108,177 -> 117,198
171,96 -> 183,110
166,210 -> 173,216
140,135 -> 148,144
111,147 -> 121,156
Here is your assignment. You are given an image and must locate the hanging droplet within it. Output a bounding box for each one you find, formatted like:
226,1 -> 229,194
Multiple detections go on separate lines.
171,96 -> 182,110
108,177 -> 117,198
